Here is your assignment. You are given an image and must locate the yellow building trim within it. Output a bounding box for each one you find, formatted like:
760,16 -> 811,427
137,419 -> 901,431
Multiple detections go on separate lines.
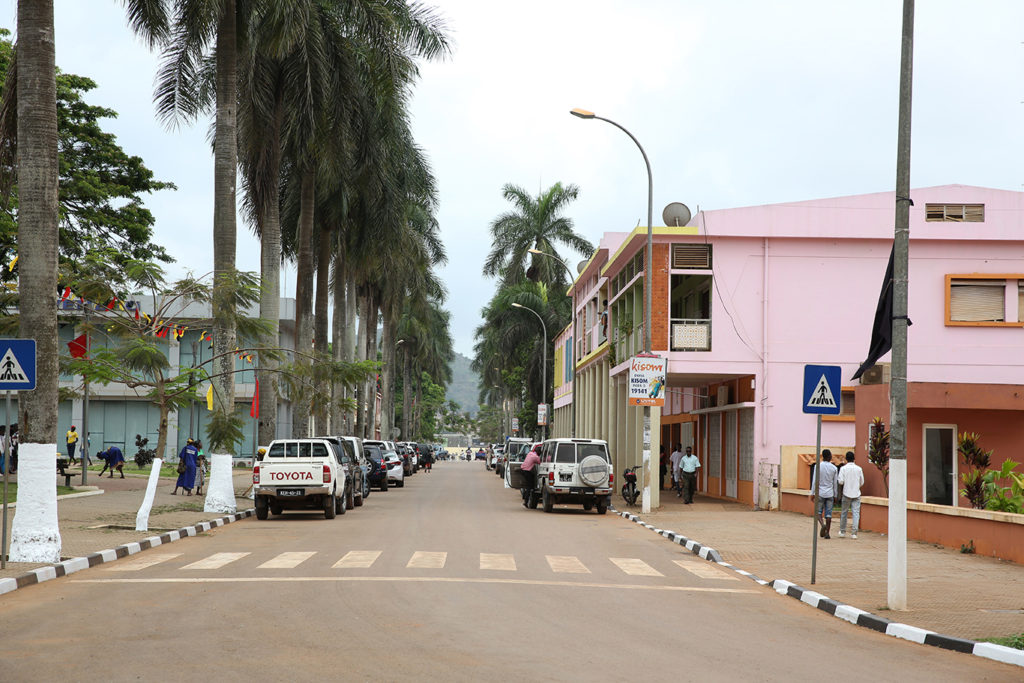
575,340 -> 609,370
600,225 -> 700,278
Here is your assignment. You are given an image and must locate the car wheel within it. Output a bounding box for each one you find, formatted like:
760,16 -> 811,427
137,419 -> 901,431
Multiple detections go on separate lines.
354,486 -> 364,507
542,487 -> 553,513
337,491 -> 346,515
397,479 -> 405,488
324,492 -> 336,519
596,498 -> 608,515
270,504 -> 283,516
255,497 -> 268,520
583,501 -> 593,511
380,479 -> 388,492
527,489 -> 539,509
346,484 -> 355,510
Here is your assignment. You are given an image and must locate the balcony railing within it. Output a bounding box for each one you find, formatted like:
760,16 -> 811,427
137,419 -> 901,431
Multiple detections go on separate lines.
671,319 -> 711,351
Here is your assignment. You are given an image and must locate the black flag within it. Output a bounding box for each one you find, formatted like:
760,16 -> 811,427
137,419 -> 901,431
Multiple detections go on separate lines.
852,246 -> 896,381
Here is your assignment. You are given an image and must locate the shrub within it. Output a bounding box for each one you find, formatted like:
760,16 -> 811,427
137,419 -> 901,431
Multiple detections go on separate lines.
983,460 -> 1024,514
133,433 -> 156,469
958,432 -> 993,509
867,417 -> 890,494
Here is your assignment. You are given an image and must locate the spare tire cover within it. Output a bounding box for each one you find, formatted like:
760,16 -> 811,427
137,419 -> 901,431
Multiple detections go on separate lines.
578,455 -> 609,487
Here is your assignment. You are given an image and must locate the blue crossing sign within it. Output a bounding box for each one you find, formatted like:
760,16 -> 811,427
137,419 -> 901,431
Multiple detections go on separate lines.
0,339 -> 36,391
802,364 -> 841,415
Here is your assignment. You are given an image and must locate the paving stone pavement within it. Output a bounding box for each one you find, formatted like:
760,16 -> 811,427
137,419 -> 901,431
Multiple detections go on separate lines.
1,468 -> 253,580
630,489 -> 1024,642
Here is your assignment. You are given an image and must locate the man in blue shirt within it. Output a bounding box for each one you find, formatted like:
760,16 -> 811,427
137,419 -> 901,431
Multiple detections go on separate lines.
679,447 -> 700,504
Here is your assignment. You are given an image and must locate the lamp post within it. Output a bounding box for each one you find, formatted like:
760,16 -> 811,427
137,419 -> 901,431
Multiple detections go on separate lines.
571,107 -> 655,513
512,303 -> 548,441
528,248 -> 578,438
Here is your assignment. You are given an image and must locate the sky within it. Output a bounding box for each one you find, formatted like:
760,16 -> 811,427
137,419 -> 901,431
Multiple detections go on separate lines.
5,0 -> 1024,358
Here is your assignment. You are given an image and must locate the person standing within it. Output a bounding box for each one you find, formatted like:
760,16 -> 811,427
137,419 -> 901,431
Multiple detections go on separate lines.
174,439 -> 199,495
659,445 -> 667,490
837,451 -> 865,539
813,450 -> 839,539
679,446 -> 700,504
194,440 -> 207,496
520,443 -> 541,507
66,425 -> 79,465
669,443 -> 684,496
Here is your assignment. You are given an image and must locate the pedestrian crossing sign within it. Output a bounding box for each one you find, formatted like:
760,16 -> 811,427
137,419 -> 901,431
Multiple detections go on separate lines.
802,364 -> 841,415
0,339 -> 36,391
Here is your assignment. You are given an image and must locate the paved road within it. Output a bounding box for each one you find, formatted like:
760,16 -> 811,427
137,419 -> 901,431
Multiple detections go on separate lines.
0,461 -> 1018,681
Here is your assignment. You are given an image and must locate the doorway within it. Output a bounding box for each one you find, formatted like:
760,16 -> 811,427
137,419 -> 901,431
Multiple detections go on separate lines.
923,424 -> 957,506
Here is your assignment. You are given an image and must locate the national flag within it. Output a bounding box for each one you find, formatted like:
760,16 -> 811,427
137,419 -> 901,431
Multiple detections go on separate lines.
67,333 -> 88,359
206,384 -> 214,411
61,287 -> 71,301
851,246 -> 912,380
250,378 -> 260,418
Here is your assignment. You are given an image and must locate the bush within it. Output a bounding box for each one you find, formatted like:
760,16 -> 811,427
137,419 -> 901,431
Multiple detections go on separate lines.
133,433 -> 156,469
982,460 -> 1024,514
958,432 -> 993,509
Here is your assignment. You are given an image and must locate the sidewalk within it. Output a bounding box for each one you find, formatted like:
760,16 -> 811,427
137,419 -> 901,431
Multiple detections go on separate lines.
632,488 -> 1024,642
1,469 -> 254,581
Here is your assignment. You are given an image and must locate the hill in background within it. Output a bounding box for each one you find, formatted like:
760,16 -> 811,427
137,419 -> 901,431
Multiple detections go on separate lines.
446,351 -> 480,416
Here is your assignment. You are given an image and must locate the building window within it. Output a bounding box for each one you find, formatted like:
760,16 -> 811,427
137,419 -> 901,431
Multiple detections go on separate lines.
671,243 -> 712,269
946,274 -> 1019,325
926,203 -> 984,222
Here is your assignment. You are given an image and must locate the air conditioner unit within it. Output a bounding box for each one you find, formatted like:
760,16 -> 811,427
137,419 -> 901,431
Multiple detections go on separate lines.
716,385 -> 730,407
860,363 -> 891,386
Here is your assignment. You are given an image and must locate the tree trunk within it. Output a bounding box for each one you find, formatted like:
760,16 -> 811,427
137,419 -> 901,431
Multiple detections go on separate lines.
291,166 -> 315,438
156,392 -> 169,464
343,274 -> 357,431
413,374 -> 422,439
402,348 -> 412,441
10,0 -> 61,564
257,96 -> 283,449
211,0 -> 239,447
353,286 -> 368,438
331,249 -> 346,433
379,309 -> 394,441
313,223 -> 331,431
365,289 -> 379,439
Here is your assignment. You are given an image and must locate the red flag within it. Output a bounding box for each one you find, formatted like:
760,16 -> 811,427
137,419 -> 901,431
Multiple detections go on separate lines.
250,378 -> 260,418
61,287 -> 71,301
68,333 -> 88,359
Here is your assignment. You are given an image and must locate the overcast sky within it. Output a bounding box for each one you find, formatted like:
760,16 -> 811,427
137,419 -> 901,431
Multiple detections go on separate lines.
5,1 -> 1023,357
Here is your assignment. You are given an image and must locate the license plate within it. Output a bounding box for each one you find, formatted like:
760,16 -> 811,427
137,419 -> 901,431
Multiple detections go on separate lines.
279,489 -> 304,497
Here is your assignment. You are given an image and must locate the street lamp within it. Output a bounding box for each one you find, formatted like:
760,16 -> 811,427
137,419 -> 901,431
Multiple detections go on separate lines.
511,302 -> 548,441
529,247 -> 578,438
571,106 -> 655,513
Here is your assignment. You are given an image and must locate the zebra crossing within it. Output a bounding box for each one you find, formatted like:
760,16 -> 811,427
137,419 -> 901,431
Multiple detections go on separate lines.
101,549 -> 739,581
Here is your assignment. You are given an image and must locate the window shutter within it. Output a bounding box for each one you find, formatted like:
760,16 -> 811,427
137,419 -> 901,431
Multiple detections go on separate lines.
1018,283 -> 1024,323
671,244 -> 712,269
949,280 -> 1005,321
926,203 -> 985,222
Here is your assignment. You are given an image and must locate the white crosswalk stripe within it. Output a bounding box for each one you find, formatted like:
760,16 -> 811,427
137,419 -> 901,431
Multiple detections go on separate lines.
407,551 -> 447,569
333,550 -> 382,569
258,552 -> 316,569
673,559 -> 739,580
105,552 -> 181,571
479,553 -> 516,571
546,555 -> 590,574
181,552 -> 250,570
610,557 -> 663,577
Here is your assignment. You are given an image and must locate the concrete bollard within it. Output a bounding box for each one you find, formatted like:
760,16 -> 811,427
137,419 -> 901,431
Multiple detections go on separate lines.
9,443 -> 62,563
135,458 -> 163,531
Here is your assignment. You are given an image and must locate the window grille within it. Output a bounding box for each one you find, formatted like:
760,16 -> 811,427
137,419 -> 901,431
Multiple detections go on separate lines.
671,244 -> 712,269
708,413 -> 721,478
926,203 -> 984,222
949,279 -> 1004,322
739,409 -> 754,481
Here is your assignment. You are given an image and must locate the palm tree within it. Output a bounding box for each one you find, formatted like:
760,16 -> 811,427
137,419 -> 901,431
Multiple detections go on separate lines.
483,182 -> 593,288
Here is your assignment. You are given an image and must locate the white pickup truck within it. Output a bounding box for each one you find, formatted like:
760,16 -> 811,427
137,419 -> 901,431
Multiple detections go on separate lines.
253,438 -> 347,520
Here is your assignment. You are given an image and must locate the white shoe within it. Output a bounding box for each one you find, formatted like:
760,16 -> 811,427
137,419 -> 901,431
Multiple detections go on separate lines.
851,534 -> 858,539
838,531 -> 844,538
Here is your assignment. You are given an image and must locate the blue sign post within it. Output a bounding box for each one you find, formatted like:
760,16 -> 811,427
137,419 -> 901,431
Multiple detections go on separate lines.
803,363 -> 841,585
1,338 -> 35,569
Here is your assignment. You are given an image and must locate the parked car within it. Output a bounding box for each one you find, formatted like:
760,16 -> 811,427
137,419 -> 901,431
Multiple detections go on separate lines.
384,449 -> 405,487
528,438 -> 613,514
253,438 -> 347,519
338,435 -> 369,502
494,446 -> 506,476
318,435 -> 365,509
363,444 -> 389,491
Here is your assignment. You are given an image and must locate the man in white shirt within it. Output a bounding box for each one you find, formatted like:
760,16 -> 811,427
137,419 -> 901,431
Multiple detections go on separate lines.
837,451 -> 865,539
669,444 -> 684,497
813,450 -> 839,539
679,447 -> 701,504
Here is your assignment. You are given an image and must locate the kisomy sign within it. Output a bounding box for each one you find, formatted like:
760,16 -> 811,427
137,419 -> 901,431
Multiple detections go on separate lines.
627,354 -> 666,407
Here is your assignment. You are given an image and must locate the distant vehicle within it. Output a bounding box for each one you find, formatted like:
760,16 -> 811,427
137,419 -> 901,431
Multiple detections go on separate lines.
363,444 -> 389,491
384,449 -> 405,487
254,438 -> 347,520
475,448 -> 486,461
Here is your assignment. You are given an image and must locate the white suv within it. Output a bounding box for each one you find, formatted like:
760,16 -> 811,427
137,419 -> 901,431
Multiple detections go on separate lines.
529,438 -> 613,514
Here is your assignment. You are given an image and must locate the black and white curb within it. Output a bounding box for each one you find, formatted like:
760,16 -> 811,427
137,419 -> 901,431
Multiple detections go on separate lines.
613,508 -> 1023,668
0,508 -> 255,596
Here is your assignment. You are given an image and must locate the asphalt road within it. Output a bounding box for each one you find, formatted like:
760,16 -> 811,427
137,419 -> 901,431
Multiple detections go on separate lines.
0,460 -> 1018,681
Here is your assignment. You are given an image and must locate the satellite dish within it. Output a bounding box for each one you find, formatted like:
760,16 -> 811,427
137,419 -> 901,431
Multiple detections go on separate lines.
662,202 -> 692,227
576,260 -> 588,274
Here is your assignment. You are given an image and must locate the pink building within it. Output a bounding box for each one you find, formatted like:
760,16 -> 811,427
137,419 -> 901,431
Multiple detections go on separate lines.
552,185 -> 1024,509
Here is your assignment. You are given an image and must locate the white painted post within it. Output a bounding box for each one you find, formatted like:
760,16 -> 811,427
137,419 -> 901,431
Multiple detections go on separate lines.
203,453 -> 236,514
9,443 -> 62,563
135,458 -> 163,531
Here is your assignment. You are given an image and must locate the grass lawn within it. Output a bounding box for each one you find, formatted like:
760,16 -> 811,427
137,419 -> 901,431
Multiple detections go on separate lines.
0,484 -> 76,503
85,463 -> 179,478
982,633 -> 1024,650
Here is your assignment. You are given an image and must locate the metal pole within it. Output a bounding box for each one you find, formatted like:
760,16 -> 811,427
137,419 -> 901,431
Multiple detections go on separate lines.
811,414 -> 822,584
2,390 -> 10,568
530,250 -> 578,438
189,340 -> 197,440
81,307 -> 90,486
888,0 -> 914,611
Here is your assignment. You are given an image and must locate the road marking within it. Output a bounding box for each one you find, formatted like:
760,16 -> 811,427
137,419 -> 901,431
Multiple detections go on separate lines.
407,551 -> 447,569
258,552 -> 316,569
181,552 -> 250,570
674,560 -> 740,580
610,558 -> 663,577
333,550 -> 382,569
546,555 -> 590,574
104,553 -> 181,571
480,553 -> 516,571
71,576 -> 759,593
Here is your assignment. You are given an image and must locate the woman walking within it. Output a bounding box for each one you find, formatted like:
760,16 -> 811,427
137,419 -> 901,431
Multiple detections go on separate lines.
173,439 -> 199,495
194,440 -> 207,496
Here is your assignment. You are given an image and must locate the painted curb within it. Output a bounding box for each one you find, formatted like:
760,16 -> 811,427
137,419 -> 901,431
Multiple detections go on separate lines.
0,508 -> 255,597
610,507 -> 1023,669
